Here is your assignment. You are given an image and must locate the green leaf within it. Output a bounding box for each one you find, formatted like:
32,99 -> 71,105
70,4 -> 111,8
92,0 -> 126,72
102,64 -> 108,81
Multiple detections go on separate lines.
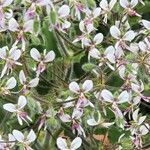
82,63 -> 96,72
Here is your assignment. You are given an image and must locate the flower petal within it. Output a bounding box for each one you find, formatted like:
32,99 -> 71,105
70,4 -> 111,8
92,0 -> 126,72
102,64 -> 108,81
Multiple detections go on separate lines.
142,19 -> 150,30
82,80 -> 93,93
3,103 -> 16,112
93,7 -> 101,18
44,51 -> 55,62
57,137 -> 68,150
118,91 -> 129,103
0,47 -> 7,59
58,5 -> 70,18
87,118 -> 99,126
101,89 -> 113,102
71,137 -> 82,149
123,30 -> 135,41
12,130 -> 24,142
120,0 -> 129,8
5,77 -> 16,90
110,26 -> 120,39
30,48 -> 41,62
131,0 -> 138,8
19,70 -> 26,85
100,0 -> 108,10
89,48 -> 101,59
28,78 -> 39,87
27,129 -> 36,143
94,33 -> 103,45
69,81 -> 80,94
109,0 -> 117,10
18,95 -> 27,109
8,18 -> 19,32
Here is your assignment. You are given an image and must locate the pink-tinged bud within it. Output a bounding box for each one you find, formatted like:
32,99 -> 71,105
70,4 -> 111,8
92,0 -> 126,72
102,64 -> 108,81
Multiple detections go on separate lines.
19,111 -> 28,119
37,62 -> 46,73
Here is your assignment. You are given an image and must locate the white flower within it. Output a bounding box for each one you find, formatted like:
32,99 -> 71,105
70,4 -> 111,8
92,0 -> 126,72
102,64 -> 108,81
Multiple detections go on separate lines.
100,0 -> 117,23
101,89 -> 129,104
52,5 -> 71,32
3,95 -> 32,125
110,25 -> 135,52
0,46 -> 22,78
57,137 -> 82,150
69,80 -> 93,94
30,48 -> 55,76
19,70 -> 39,94
13,129 -> 36,150
120,0 -> 141,17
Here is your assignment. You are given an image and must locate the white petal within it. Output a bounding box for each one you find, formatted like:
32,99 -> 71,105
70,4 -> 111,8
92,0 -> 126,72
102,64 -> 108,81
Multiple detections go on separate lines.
18,95 -> 27,109
138,41 -> 147,52
8,18 -> 19,32
93,7 -> 101,18
109,0 -> 117,10
27,130 -> 36,142
62,20 -> 71,29
17,115 -> 23,125
140,125 -> 149,135
101,89 -> 113,102
110,26 -> 120,39
37,0 -> 49,6
120,0 -> 129,8
69,81 -> 80,93
59,113 -> 71,122
5,77 -> 16,90
100,0 -> 108,10
23,20 -> 34,33
12,130 -> 24,142
9,49 -> 21,60
79,21 -> 85,32
58,5 -> 70,18
138,116 -> 146,125
94,33 -> 103,45
0,64 -> 8,78
87,23 -> 95,34
123,30 -> 135,41
8,133 -> 16,141
132,109 -> 139,122
87,118 -> 99,126
3,103 -> 16,112
89,48 -> 100,59
131,0 -> 138,8
0,47 -> 7,59
2,0 -> 13,7
57,137 -> 68,150
72,108 -> 83,119
30,48 -> 41,62
19,70 -> 26,85
71,137 -> 82,149
44,51 -> 55,62
142,20 -> 150,30
118,91 -> 129,103
131,83 -> 139,92
28,78 -> 39,87
105,46 -> 116,63
82,80 -> 93,93
82,37 -> 91,47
